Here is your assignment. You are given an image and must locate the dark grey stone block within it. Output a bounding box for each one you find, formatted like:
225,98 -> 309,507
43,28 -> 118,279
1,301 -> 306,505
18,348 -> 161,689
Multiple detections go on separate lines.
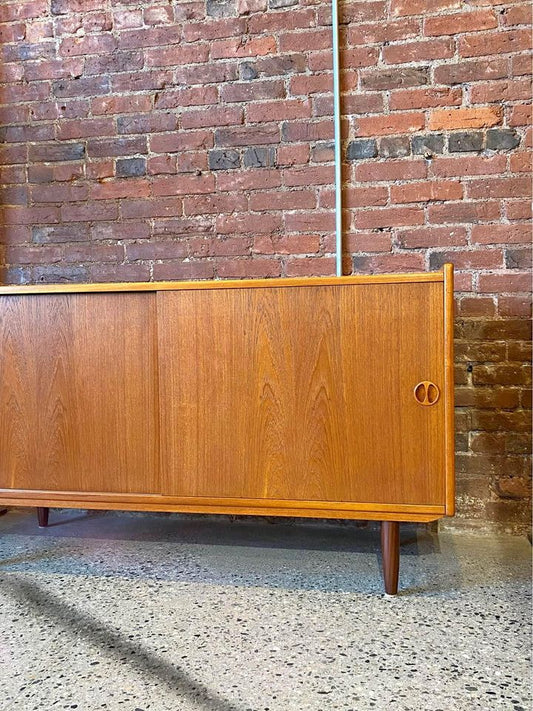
346,139 -> 377,161
486,129 -> 520,151
243,147 -> 276,168
116,157 -> 146,178
379,137 -> 410,158
412,134 -> 445,155
209,149 -> 241,170
448,132 -> 483,152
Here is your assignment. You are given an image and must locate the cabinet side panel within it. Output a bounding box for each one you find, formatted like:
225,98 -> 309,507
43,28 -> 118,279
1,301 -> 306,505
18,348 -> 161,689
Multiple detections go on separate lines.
0,293 -> 159,493
159,283 -> 446,505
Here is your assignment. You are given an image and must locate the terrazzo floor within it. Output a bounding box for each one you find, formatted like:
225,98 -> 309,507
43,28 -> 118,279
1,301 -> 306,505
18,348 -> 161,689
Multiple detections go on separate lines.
0,509 -> 530,711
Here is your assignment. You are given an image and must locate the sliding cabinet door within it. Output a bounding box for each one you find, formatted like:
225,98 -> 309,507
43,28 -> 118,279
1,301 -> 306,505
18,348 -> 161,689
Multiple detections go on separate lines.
158,282 -> 445,506
0,292 -> 159,494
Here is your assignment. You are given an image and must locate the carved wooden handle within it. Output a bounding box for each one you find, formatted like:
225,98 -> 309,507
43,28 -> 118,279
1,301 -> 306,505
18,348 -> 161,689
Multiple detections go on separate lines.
414,381 -> 440,406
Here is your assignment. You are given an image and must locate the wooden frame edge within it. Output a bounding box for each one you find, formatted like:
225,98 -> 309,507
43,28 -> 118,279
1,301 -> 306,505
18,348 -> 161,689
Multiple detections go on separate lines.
443,263 -> 456,516
0,271 -> 445,296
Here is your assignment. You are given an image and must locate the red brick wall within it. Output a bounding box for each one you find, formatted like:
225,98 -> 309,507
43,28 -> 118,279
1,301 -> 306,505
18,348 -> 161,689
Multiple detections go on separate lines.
0,0 -> 531,532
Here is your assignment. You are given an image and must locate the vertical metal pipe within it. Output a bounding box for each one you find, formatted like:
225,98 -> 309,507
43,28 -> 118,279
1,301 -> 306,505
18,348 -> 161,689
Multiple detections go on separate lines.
331,0 -> 342,276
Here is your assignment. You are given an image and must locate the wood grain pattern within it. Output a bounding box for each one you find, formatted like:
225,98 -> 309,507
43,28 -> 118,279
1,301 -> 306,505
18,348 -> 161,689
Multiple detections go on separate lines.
0,293 -> 159,493
158,281 -> 445,506
444,263 -> 456,515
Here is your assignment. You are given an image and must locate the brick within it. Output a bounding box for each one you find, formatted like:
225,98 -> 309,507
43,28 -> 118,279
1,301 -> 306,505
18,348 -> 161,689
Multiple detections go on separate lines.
459,30 -> 531,58
277,144 -> 310,166
283,166 -> 333,188
411,134 -> 445,156
151,131 -> 213,154
153,261 -> 214,281
144,5 -> 174,24
52,76 -> 110,98
502,4 -> 531,26
155,87 -> 218,110
112,70 -> 174,93
360,67 -> 428,91
217,213 -> 280,234
182,106 -> 243,129
429,107 -> 502,130
509,104 -> 532,127
467,177 -> 531,199
91,264 -> 151,283
509,152 -> 531,173
357,112 -> 425,137
24,58 -> 84,81
505,248 -> 531,270
216,125 -> 280,146
58,118 -> 115,140
127,241 -> 188,261
355,159 -> 427,182
216,169 -> 281,191
471,79 -> 531,104
243,147 -> 276,168
32,224 -> 90,244
352,253 -> 425,273
116,157 -> 147,178
391,181 -> 463,203
183,18 -> 244,42
253,234 -> 320,255
455,387 -> 520,409
379,137 -> 410,158
424,9 -> 497,35
249,190 -> 316,211
471,411 -> 531,435
210,35 -> 276,59
398,226 -> 467,248
495,477 -> 531,501
345,232 -> 392,252
473,364 -> 531,387
499,296 -> 532,318
383,38 -> 453,64
448,132 -> 484,152
153,174 -> 215,197
428,201 -> 500,224
31,184 -> 88,204
121,199 -> 184,219
87,137 -> 147,159
434,58 -> 507,85
354,207 -> 424,229
118,25 -> 182,49
91,178 -> 151,201
348,19 -> 420,45
183,194 -> 248,216
85,50 -> 144,76
284,212 -> 335,232
431,155 -> 506,177
145,44 -> 210,67
217,258 -> 281,278
221,80 -> 285,103
29,143 -> 85,163
279,29 -> 332,53
61,202 -> 118,223
208,149 -> 241,170
346,139 -> 377,160
391,0 -> 460,16
390,87 -> 462,111
34,265 -> 89,283
478,273 -> 531,294
506,202 -> 531,220
285,257 -> 336,277
60,34 -> 117,57
282,120 -> 333,142
458,297 -> 496,316
429,249 -> 503,270
344,187 -> 388,208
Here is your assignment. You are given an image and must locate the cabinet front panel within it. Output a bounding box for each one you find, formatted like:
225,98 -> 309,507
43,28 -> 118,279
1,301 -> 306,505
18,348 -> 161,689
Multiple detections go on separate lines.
159,282 -> 445,505
0,293 -> 159,494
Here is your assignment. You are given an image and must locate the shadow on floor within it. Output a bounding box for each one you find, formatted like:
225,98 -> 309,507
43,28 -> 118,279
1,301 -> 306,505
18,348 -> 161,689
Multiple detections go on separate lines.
0,573 -> 244,711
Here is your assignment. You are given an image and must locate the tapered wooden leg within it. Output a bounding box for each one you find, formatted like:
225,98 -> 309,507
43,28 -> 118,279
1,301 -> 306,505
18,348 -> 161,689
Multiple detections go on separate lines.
37,507 -> 49,528
381,521 -> 400,595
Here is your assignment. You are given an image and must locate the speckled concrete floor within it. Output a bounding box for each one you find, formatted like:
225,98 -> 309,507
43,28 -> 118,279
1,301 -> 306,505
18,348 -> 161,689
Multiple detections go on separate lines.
0,509 -> 530,711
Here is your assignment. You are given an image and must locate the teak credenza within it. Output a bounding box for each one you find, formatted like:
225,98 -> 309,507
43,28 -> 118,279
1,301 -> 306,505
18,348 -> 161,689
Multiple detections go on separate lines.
0,266 -> 454,594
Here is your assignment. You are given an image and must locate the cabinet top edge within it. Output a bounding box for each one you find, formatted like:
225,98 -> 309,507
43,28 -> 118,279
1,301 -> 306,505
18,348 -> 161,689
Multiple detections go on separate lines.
0,270 -> 448,295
